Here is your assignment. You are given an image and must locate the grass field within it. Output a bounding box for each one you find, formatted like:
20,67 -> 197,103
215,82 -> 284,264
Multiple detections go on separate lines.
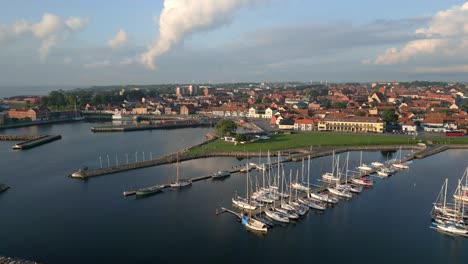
186,133 -> 454,155
186,132 -> 468,155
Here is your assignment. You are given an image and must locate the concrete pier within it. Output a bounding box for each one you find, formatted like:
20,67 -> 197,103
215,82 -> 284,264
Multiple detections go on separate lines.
0,135 -> 44,141
12,135 -> 62,150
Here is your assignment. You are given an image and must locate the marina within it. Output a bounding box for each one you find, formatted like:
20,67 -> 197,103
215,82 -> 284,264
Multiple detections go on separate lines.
1,122 -> 467,263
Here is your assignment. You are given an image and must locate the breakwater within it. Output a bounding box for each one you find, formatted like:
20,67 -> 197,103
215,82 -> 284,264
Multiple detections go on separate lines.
0,255 -> 40,264
69,143 -> 445,179
12,135 -> 62,150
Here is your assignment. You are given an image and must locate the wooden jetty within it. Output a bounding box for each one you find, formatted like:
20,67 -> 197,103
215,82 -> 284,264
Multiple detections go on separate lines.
12,135 -> 61,150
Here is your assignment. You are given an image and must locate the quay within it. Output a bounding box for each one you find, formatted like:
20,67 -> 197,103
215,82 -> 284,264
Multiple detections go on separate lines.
0,118 -> 83,130
90,122 -> 210,132
12,135 -> 62,150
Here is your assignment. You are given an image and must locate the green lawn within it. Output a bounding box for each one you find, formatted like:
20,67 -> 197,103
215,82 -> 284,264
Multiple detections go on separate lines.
186,132 -> 468,155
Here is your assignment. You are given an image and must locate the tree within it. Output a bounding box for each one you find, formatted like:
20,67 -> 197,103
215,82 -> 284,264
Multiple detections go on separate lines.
462,100 -> 468,112
355,111 -> 366,117
215,120 -> 237,137
332,101 -> 347,109
235,133 -> 248,142
342,88 -> 352,95
322,99 -> 332,109
381,108 -> 398,123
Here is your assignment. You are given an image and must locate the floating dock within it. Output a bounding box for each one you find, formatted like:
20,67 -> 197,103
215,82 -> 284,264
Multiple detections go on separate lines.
12,135 -> 62,150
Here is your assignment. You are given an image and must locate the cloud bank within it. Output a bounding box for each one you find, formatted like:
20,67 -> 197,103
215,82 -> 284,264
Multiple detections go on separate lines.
140,0 -> 264,70
370,2 -> 468,65
0,13 -> 88,60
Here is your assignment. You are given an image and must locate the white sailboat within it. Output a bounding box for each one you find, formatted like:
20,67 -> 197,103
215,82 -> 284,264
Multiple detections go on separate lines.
371,161 -> 385,168
377,167 -> 392,177
433,178 -> 468,235
232,163 -> 258,210
391,147 -> 410,170
327,155 -> 352,199
357,151 -> 373,172
453,168 -> 468,203
322,151 -> 340,182
291,158 -> 310,192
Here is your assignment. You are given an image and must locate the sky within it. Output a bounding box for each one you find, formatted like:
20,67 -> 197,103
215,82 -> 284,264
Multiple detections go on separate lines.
1,0 -> 468,89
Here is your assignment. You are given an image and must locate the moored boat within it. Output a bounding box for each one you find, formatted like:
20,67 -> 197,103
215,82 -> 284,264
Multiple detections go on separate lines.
212,170 -> 230,179
242,216 -> 268,233
350,177 -> 374,186
310,192 -> 339,204
371,161 -> 385,168
265,208 -> 289,223
136,185 -> 163,197
170,155 -> 192,188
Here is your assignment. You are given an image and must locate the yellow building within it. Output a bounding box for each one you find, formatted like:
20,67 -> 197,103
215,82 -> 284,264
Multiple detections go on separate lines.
318,116 -> 384,133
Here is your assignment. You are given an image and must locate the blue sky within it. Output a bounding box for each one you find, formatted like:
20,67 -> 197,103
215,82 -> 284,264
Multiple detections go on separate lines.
1,0 -> 468,88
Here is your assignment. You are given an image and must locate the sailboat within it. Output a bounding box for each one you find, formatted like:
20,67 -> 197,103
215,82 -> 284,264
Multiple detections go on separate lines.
377,167 -> 392,177
242,186 -> 268,233
299,156 -> 327,210
350,177 -> 374,186
391,147 -> 409,170
337,153 -> 363,193
357,151 -> 373,172
291,158 -> 310,192
327,155 -> 352,199
232,163 -> 258,210
170,154 -> 192,188
322,151 -> 340,182
453,168 -> 468,203
432,178 -> 468,235
371,161 -> 385,168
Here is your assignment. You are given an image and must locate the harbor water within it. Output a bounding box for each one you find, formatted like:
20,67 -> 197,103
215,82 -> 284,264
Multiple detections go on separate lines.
0,122 -> 467,263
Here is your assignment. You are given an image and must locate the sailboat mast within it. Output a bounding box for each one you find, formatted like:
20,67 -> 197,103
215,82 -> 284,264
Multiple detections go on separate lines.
444,178 -> 447,212
346,152 -> 349,184
176,153 -> 179,181
277,151 -> 280,188
307,155 -> 311,197
301,158 -> 305,184
331,151 -> 335,175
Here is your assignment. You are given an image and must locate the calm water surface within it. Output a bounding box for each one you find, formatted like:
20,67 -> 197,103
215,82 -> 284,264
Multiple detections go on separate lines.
0,122 -> 467,263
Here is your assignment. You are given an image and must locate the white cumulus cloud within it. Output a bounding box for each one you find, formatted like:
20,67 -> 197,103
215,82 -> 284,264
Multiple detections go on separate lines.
108,29 -> 128,49
0,13 -> 88,60
140,0 -> 265,70
369,2 -> 468,65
